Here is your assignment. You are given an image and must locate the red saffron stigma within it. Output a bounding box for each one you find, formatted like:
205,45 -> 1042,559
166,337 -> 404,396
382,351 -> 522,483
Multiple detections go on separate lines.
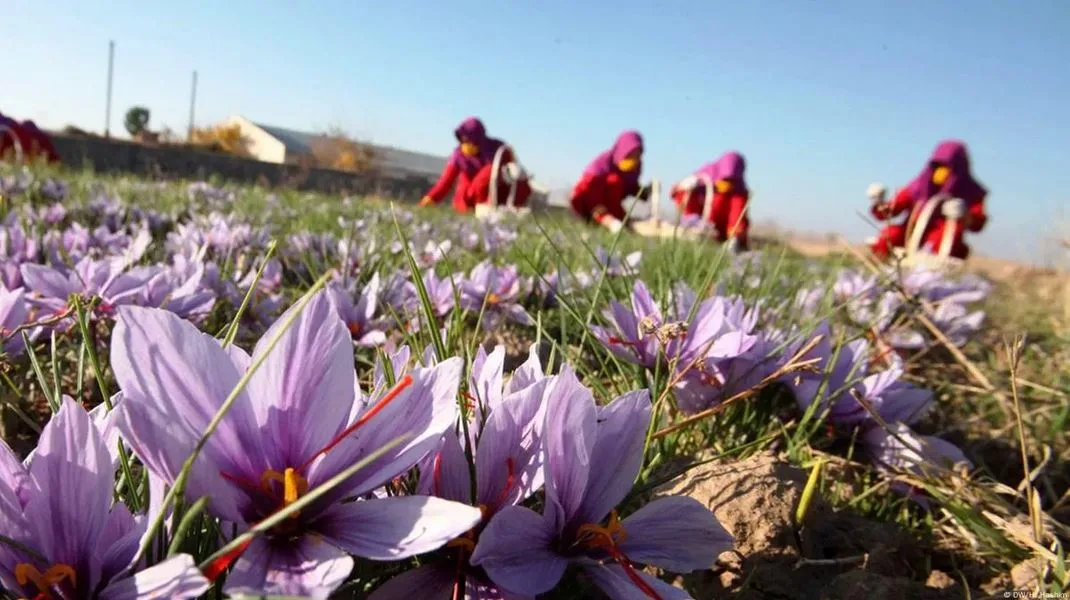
299,374 -> 414,471
491,457 -> 517,510
606,336 -> 636,348
612,552 -> 664,600
432,451 -> 444,497
219,470 -> 262,495
202,538 -> 253,582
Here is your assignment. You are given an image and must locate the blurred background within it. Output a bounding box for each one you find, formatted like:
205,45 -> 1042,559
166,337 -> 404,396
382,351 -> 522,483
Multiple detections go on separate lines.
3,0 -> 1068,264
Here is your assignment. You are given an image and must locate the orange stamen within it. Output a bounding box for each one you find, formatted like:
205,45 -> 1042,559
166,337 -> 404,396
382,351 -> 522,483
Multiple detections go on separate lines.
260,467 -> 309,516
486,293 -> 501,304
15,563 -> 76,599
299,374 -> 414,471
575,511 -> 663,600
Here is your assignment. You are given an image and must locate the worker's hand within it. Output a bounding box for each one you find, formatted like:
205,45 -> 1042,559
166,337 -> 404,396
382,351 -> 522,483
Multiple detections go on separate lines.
725,237 -> 739,254
941,198 -> 965,220
603,216 -> 625,234
866,182 -> 886,204
418,196 -> 434,208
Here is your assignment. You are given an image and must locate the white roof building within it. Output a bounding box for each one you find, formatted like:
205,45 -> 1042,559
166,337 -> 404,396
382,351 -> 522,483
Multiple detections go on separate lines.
224,116 -> 448,178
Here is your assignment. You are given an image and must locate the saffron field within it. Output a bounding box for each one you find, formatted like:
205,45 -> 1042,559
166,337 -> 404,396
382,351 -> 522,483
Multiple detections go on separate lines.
0,164 -> 1066,599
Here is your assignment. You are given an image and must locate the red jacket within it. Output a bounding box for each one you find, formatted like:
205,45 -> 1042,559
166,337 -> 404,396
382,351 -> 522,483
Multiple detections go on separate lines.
426,147 -> 517,212
1,121 -> 60,164
872,187 -> 987,234
672,188 -> 750,236
570,172 -> 631,224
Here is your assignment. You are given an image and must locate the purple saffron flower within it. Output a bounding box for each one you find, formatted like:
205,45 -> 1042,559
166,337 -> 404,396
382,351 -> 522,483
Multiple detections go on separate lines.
457,224 -> 481,251
0,286 -> 32,355
223,258 -> 284,328
899,266 -> 992,305
110,293 -> 482,598
787,335 -> 932,429
42,223 -> 92,264
0,222 -> 39,265
0,397 -> 210,600
20,257 -> 156,328
417,239 -> 452,269
326,274 -> 388,347
423,271 -> 456,319
925,301 -> 985,347
39,178 -> 69,203
792,286 -> 826,319
471,368 -> 733,598
373,346 -> 552,599
669,293 -> 777,414
381,270 -> 420,321
594,247 -> 642,277
140,257 -> 217,323
460,261 -> 533,331
590,279 -> 663,369
863,421 -> 972,507
481,223 -> 519,254
41,202 -> 68,225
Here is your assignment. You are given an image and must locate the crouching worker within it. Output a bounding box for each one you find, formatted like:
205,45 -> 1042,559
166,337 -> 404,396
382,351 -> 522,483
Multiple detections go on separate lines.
0,114 -> 60,164
868,140 -> 987,260
419,117 -> 531,213
569,130 -> 650,233
672,151 -> 750,251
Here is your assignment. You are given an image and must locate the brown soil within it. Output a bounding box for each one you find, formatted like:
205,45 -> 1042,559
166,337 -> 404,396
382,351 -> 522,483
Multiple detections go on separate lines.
656,452 -> 991,600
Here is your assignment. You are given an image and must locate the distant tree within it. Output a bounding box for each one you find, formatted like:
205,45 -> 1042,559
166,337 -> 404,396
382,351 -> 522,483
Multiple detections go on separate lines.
190,124 -> 250,156
124,106 -> 151,138
308,125 -> 376,173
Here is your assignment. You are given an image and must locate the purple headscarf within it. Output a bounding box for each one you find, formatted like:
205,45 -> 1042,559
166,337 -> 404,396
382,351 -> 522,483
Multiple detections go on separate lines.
449,117 -> 505,177
581,130 -> 644,191
693,151 -> 748,195
904,140 -> 986,205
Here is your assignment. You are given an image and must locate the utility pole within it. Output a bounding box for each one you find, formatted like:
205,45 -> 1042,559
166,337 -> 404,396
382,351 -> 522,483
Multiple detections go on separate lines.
104,40 -> 115,138
187,70 -> 198,141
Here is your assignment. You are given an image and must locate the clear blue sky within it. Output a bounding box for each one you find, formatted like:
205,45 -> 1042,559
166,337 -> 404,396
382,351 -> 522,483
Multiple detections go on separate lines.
4,1 -> 1068,263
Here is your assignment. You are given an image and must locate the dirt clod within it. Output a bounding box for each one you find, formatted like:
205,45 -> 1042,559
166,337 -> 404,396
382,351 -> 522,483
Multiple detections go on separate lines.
657,452 -> 971,599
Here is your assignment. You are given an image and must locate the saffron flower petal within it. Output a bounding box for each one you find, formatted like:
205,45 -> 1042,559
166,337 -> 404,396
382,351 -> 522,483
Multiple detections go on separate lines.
471,505 -> 567,596
618,496 -> 734,572
367,562 -> 456,600
582,563 -> 693,600
317,495 -> 482,560
98,554 -> 210,600
574,390 -> 650,525
246,290 -> 355,468
224,536 -> 354,600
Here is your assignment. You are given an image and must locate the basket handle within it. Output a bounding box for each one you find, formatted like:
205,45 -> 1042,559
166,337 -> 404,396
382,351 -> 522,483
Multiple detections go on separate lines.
0,125 -> 24,164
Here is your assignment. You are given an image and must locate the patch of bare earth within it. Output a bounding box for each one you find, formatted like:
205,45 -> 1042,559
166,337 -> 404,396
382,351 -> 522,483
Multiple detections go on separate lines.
656,452 -> 998,600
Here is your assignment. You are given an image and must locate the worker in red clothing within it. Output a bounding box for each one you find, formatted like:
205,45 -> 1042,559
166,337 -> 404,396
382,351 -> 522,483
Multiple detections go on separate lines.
671,151 -> 751,251
868,140 -> 987,260
0,113 -> 22,161
0,114 -> 60,164
19,120 -> 60,163
569,130 -> 650,232
419,117 -> 530,213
